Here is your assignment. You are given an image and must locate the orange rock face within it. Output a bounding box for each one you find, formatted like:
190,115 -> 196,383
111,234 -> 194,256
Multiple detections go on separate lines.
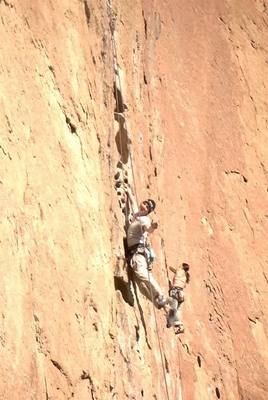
1,0 -> 268,399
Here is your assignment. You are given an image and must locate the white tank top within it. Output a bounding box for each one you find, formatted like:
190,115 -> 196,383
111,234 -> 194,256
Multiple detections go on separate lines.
127,214 -> 150,248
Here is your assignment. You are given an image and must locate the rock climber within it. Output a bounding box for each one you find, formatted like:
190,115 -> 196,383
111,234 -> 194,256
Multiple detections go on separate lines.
166,263 -> 190,333
126,187 -> 168,309
169,263 -> 190,296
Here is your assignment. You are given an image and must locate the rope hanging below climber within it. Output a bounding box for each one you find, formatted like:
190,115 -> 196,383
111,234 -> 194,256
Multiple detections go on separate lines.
107,1 -> 191,399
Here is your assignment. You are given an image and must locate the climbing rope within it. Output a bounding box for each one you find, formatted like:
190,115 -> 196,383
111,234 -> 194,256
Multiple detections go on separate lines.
107,2 -> 181,400
177,337 -> 183,399
147,273 -> 171,400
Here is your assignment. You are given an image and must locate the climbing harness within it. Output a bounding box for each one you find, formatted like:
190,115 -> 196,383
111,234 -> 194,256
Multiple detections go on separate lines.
128,243 -> 156,267
169,286 -> 185,304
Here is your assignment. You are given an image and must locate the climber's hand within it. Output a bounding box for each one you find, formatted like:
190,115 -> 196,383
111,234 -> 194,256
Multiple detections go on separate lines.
152,221 -> 159,230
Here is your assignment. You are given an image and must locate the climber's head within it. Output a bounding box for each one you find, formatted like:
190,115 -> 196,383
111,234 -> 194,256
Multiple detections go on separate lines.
139,199 -> 156,215
182,263 -> 190,272
182,263 -> 190,284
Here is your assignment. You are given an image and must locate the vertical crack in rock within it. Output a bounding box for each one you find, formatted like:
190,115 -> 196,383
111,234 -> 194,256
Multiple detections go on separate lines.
197,354 -> 202,368
164,355 -> 169,373
134,324 -> 140,342
263,271 -> 268,285
65,115 -> 77,134
242,208 -> 255,241
63,112 -> 86,162
44,374 -> 49,400
143,71 -> 148,84
113,88 -> 130,164
149,146 -> 153,161
83,0 -> 91,26
0,145 -> 12,160
182,343 -> 191,355
0,0 -> 14,8
81,370 -> 96,399
113,83 -> 125,114
143,12 -> 147,39
50,359 -> 72,385
260,162 -> 268,182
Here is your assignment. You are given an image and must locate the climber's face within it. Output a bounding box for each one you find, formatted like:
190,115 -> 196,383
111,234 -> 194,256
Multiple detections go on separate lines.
139,201 -> 150,216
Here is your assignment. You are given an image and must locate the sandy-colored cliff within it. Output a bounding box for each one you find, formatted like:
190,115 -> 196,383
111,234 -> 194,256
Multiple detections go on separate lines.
1,0 -> 268,399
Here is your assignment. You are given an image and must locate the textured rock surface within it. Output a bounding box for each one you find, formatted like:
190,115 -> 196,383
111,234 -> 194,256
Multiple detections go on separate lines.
0,0 -> 268,399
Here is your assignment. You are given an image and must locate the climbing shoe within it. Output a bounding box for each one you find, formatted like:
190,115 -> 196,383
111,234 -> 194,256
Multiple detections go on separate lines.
156,295 -> 168,309
174,320 -> 184,334
175,325 -> 184,335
